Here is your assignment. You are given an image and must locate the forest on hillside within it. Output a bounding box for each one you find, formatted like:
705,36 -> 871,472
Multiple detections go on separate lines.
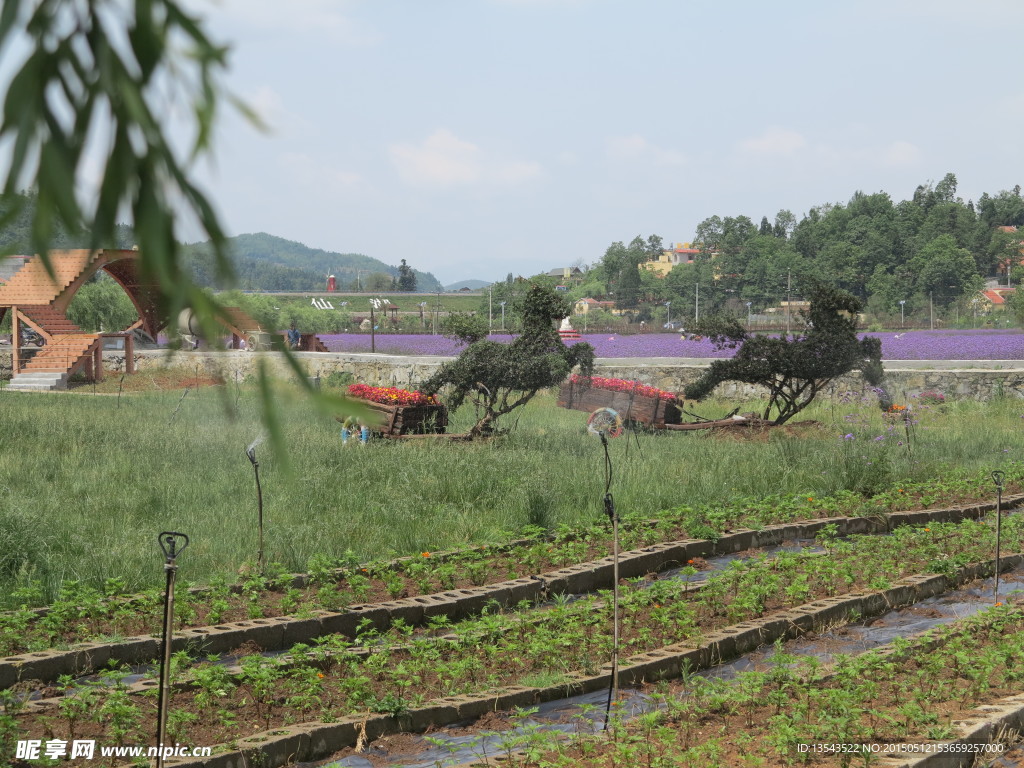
565,174 -> 1024,325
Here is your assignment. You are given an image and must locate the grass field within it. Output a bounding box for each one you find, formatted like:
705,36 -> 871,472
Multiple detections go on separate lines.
0,380 -> 1021,608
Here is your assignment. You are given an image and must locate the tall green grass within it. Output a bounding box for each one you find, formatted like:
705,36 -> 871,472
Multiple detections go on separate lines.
0,384 -> 1020,607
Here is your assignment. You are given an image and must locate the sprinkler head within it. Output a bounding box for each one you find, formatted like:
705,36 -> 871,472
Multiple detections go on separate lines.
246,447 -> 258,466
992,470 -> 1005,490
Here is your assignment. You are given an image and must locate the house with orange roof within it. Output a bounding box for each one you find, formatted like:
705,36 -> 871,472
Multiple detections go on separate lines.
641,243 -> 700,277
976,287 -> 1015,313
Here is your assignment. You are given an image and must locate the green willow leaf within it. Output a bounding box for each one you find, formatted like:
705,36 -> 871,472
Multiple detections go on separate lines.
0,0 -> 362,460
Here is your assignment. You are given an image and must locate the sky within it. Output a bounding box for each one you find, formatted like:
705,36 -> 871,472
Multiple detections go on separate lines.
11,0 -> 1024,286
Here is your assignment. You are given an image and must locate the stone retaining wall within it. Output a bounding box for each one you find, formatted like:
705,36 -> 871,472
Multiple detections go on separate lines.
2,348 -> 1024,401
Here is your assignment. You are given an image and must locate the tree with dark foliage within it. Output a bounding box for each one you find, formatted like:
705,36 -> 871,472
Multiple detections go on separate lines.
423,285 -> 595,437
396,258 -> 417,291
684,282 -> 884,425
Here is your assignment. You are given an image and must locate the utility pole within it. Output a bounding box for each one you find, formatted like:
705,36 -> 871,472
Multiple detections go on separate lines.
694,283 -> 699,322
930,291 -> 934,330
488,288 -> 493,331
786,269 -> 791,336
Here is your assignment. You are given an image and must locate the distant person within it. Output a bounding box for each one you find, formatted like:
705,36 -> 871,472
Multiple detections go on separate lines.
287,322 -> 301,349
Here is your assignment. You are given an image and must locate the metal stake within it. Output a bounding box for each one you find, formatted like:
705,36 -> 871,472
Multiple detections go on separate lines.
605,491 -> 620,728
993,471 -> 1005,601
600,433 -> 620,731
156,532 -> 189,768
247,447 -> 264,573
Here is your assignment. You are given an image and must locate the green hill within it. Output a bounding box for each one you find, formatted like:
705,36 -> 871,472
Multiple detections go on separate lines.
184,233 -> 443,292
0,192 -> 440,293
445,279 -> 491,291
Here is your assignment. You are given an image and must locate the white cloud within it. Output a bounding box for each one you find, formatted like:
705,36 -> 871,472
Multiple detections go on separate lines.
995,91 -> 1024,119
737,127 -> 807,157
733,128 -> 923,171
880,140 -> 922,167
389,130 -> 543,188
246,86 -> 287,132
279,152 -> 362,192
605,135 -> 686,166
190,0 -> 378,45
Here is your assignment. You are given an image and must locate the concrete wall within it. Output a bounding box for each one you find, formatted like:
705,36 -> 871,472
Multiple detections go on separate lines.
3,347 -> 1024,401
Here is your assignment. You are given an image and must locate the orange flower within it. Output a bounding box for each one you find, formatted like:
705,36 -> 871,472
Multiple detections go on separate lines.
421,552 -> 431,558
317,672 -> 325,678
924,528 -> 930,532
807,497 -> 814,502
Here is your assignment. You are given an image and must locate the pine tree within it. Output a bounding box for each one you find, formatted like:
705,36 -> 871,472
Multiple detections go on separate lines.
397,259 -> 417,292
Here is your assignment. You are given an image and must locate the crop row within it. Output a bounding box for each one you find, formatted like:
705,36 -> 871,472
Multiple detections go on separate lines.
2,466 -> 1019,658
472,602 -> 1024,767
0,500 -> 1015,692
5,515 -> 1020,762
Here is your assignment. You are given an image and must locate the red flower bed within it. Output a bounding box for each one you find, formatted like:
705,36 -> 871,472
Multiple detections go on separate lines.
348,383 -> 439,406
569,374 -> 676,401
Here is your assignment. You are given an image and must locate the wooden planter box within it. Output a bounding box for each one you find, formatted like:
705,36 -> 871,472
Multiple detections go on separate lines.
556,380 -> 682,428
350,398 -> 449,437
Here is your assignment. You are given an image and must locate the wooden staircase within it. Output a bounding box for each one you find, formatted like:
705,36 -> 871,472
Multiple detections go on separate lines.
0,251 -> 99,306
18,305 -> 83,337
0,253 -> 107,389
7,334 -> 103,391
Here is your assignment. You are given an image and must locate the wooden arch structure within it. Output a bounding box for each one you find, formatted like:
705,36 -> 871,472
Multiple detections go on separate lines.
0,249 -> 167,385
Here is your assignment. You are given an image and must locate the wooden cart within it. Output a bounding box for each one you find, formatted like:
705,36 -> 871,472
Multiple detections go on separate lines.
343,398 -> 449,438
556,379 -> 683,428
557,379 -> 779,432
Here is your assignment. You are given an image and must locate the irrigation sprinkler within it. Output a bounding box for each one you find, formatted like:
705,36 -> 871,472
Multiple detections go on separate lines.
155,531 -> 189,768
993,470 -> 1005,601
246,438 -> 265,573
587,408 -> 624,730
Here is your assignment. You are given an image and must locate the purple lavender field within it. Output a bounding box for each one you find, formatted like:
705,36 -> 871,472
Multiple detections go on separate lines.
318,330 -> 1024,360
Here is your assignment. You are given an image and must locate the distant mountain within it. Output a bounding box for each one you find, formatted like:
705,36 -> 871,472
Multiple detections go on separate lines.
183,233 -> 444,292
445,279 -> 491,291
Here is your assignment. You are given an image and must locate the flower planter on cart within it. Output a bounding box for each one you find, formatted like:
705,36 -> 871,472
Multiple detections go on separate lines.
346,398 -> 449,437
556,378 -> 683,428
